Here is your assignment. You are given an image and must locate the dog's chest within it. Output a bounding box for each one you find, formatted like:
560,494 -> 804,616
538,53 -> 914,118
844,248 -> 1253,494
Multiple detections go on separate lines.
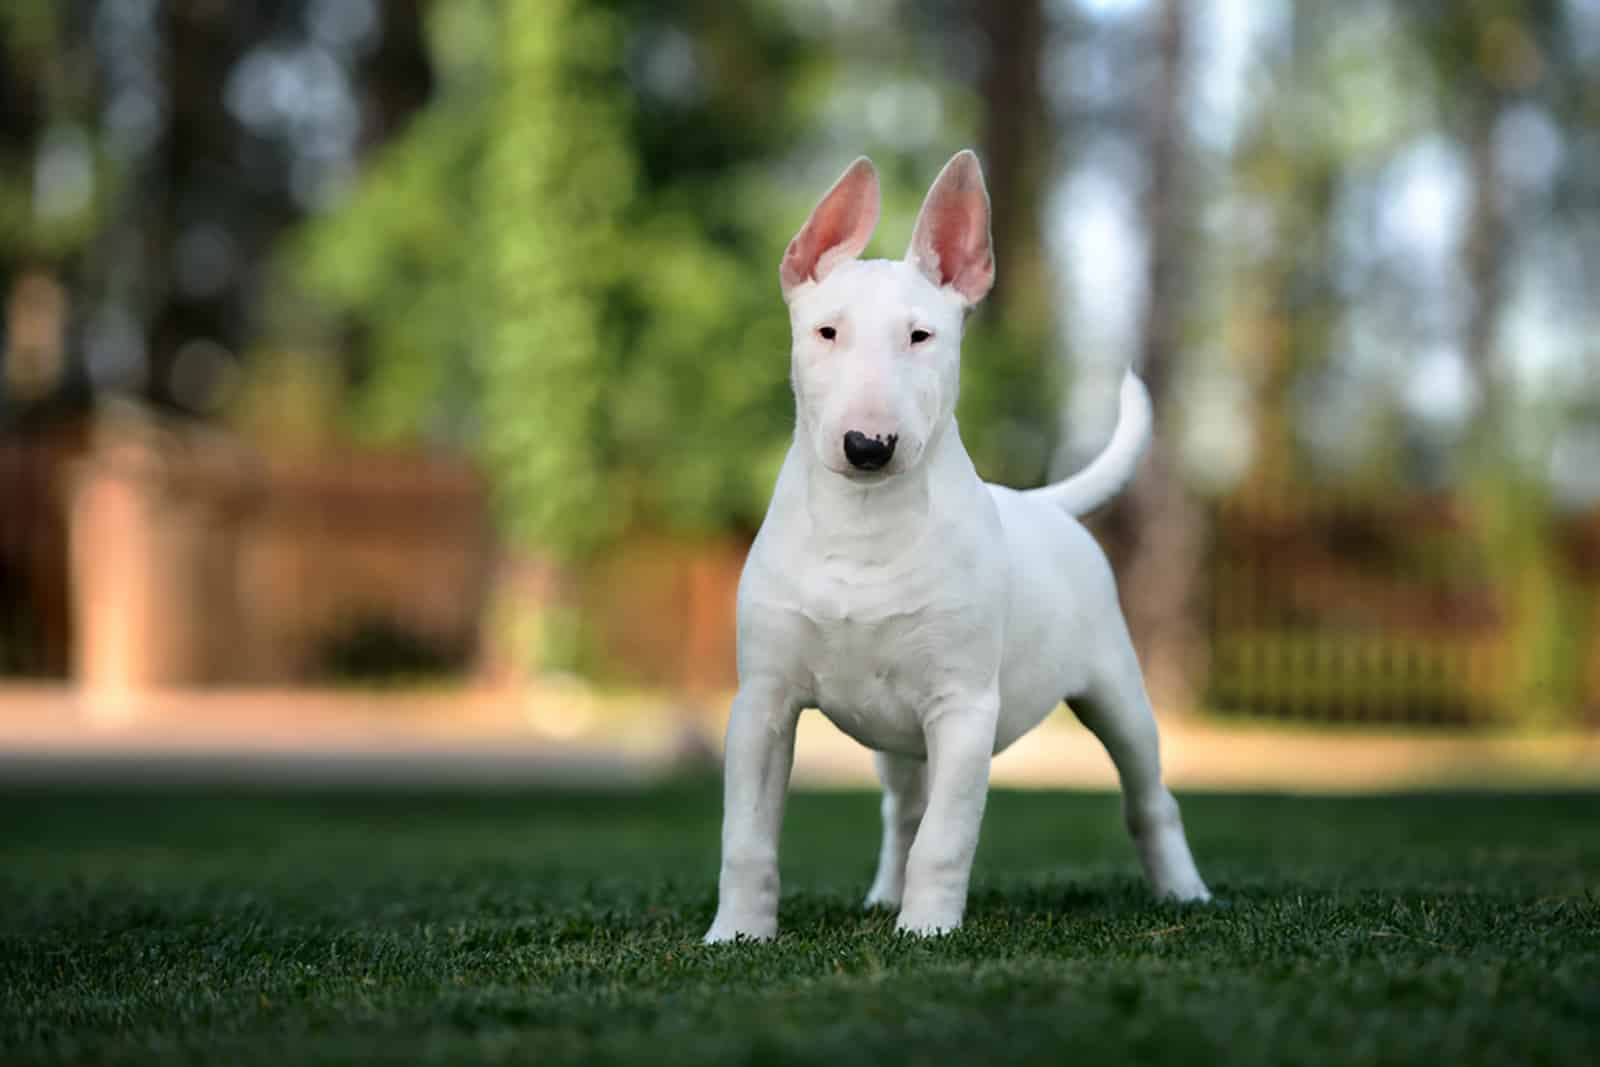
792,557 -> 987,756
807,624 -> 930,751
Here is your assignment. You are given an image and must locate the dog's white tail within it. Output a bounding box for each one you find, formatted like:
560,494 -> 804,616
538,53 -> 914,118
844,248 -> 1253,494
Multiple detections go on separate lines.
1025,370 -> 1152,518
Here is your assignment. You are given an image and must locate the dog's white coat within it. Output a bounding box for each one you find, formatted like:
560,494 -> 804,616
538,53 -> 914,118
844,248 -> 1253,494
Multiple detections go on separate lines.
705,152 -> 1209,942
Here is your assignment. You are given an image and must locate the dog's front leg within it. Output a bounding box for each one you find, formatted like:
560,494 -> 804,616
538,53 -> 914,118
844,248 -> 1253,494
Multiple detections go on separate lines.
864,752 -> 927,909
704,681 -> 800,944
896,690 -> 999,936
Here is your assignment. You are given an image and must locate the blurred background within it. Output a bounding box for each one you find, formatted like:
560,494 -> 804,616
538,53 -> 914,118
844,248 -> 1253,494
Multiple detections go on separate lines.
2,0 -> 1598,788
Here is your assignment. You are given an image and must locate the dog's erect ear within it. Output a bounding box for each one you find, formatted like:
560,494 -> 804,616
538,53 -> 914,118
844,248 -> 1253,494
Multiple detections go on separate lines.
780,157 -> 880,298
906,150 -> 995,306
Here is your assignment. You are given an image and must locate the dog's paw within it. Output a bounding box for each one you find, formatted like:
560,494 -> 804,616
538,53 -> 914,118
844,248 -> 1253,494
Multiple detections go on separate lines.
1154,875 -> 1212,904
894,908 -> 962,937
702,914 -> 777,945
1140,832 -> 1212,904
863,882 -> 902,911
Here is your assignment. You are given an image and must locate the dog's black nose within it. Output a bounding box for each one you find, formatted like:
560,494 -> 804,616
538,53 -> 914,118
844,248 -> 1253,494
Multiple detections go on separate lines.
843,431 -> 897,471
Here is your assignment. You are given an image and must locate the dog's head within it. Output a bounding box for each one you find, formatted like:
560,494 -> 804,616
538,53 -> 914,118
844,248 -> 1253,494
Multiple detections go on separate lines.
780,151 -> 994,480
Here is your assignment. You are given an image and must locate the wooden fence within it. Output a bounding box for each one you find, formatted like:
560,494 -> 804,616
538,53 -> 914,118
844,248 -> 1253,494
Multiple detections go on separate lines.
1202,480 -> 1595,726
3,407 -> 496,689
9,407 -> 1600,725
0,420 -> 86,677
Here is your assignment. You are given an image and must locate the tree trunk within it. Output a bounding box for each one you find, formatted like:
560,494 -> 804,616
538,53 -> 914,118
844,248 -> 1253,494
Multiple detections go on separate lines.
975,0 -> 1049,332
358,0 -> 434,152
1116,0 -> 1204,717
1463,92 -> 1506,455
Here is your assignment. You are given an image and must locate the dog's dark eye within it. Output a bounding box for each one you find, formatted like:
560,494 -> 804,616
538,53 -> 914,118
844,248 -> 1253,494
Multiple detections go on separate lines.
910,329 -> 932,345
817,326 -> 837,341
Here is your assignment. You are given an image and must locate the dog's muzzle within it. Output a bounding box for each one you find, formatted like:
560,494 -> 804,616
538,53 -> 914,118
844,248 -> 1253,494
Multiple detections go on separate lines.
843,431 -> 897,471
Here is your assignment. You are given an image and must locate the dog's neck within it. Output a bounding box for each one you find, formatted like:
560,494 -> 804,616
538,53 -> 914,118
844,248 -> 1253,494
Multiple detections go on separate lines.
791,419 -> 965,565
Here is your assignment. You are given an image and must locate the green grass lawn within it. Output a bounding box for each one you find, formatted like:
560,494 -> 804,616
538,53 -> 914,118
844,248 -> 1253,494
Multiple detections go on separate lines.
2,782 -> 1597,1066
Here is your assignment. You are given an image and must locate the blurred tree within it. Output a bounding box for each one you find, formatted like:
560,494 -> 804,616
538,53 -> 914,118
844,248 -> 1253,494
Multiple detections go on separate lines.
1113,0 -> 1203,713
289,0 -> 1063,557
1197,0 -> 1600,725
2,0 -> 437,420
478,0 -> 637,554
1414,0 -> 1586,720
289,0 -> 800,554
946,0 -> 1062,492
0,0 -> 101,414
142,2 -> 265,413
1227,2 -> 1419,487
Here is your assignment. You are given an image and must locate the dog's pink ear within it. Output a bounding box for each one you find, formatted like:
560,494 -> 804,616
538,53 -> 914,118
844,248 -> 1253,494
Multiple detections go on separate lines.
906,150 -> 994,306
780,157 -> 880,297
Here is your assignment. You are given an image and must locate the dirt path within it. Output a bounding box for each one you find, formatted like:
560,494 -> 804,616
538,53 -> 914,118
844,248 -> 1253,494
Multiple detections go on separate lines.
1,683 -> 1595,791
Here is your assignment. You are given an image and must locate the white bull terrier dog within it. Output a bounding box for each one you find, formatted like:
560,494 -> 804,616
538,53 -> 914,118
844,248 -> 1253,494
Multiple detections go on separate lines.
704,150 -> 1210,942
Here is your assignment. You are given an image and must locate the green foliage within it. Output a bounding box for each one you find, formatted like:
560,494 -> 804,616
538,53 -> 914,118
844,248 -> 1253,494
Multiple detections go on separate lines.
956,317 -> 1062,490
288,0 -> 1058,557
1463,471 -> 1588,726
286,1 -> 495,446
2,786 -> 1599,1065
478,0 -> 639,555
0,2 -> 105,263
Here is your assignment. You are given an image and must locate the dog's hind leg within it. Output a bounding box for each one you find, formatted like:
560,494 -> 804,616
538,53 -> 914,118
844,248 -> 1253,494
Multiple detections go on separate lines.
1070,637 -> 1210,902
864,751 -> 928,909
